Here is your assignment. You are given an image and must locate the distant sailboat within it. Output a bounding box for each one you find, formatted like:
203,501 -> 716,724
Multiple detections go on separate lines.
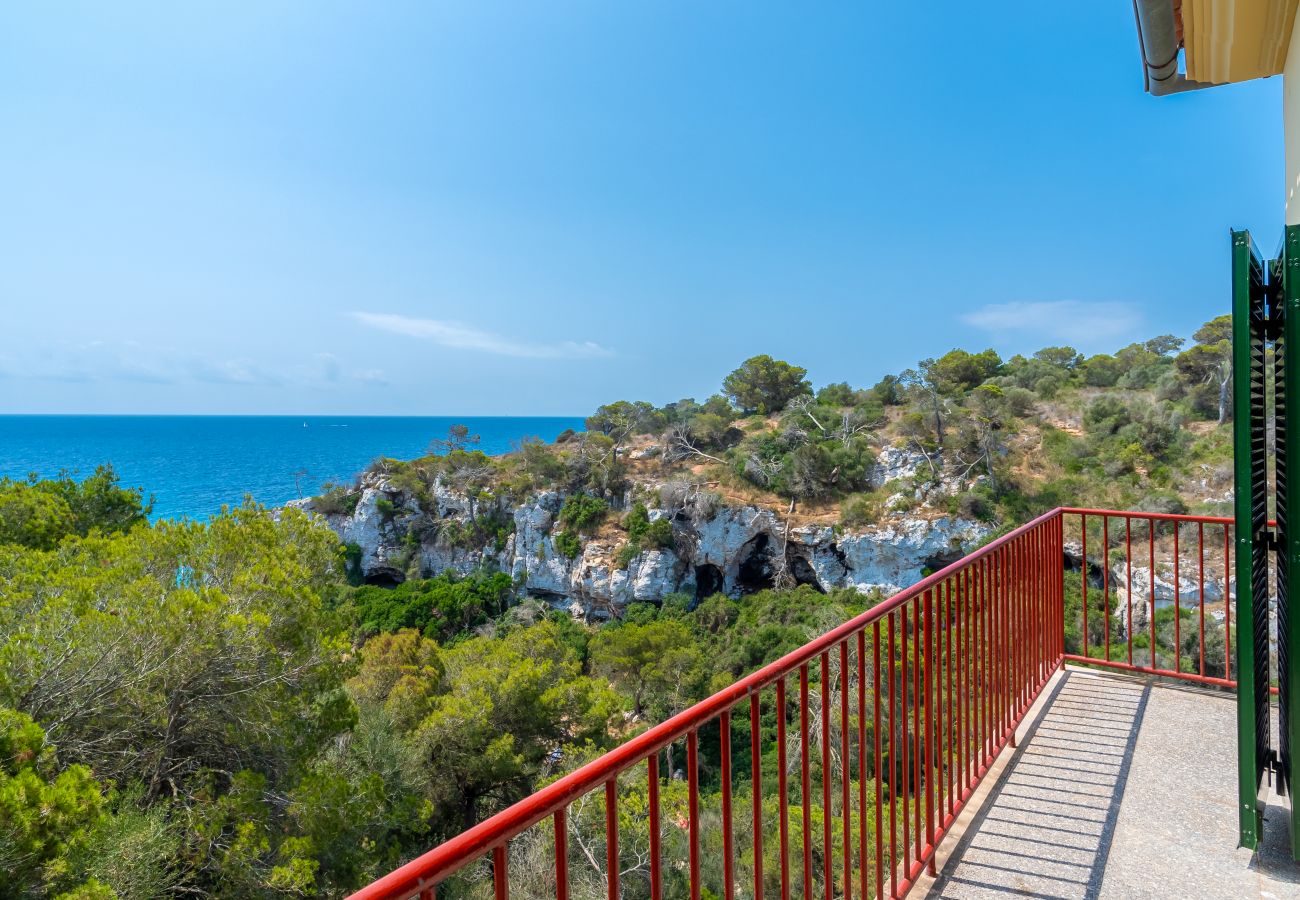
302,421 -> 308,428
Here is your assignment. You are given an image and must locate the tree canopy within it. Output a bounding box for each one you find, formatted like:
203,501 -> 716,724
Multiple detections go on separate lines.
722,355 -> 812,415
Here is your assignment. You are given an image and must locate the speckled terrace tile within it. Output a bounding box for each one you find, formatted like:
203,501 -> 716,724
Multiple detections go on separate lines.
920,668 -> 1300,900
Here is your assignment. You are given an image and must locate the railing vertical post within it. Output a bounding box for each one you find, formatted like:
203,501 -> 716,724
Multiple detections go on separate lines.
1043,520 -> 1050,672
800,665 -> 812,900
1224,524 -> 1232,680
1057,514 -> 1065,665
980,556 -> 990,766
984,555 -> 992,764
555,808 -> 569,900
946,579 -> 954,820
751,693 -> 763,900
1024,527 -> 1031,688
901,608 -> 910,879
969,562 -> 977,773
1045,520 -> 1052,674
957,569 -> 967,794
923,589 -> 936,876
1103,516 -> 1110,664
493,846 -> 509,900
605,779 -> 619,900
998,545 -> 1004,730
720,709 -> 734,900
1031,525 -> 1040,685
646,757 -> 660,900
1126,517 -> 1134,667
985,551 -> 993,754
1017,535 -> 1026,714
887,615 -> 898,899
840,641 -> 853,900
1015,527 -> 1023,702
1039,518 -> 1045,668
1198,522 -> 1206,678
1002,547 -> 1013,748
980,556 -> 989,764
821,652 -> 833,900
1045,512 -> 1055,665
688,731 -> 701,900
1082,514 -> 1089,661
776,676 -> 790,900
912,600 -> 922,870
1149,518 -> 1157,671
933,586 -> 944,833
1013,530 -> 1024,707
857,631 -> 869,900
1041,521 -> 1050,681
873,621 -> 883,900
1174,523 -> 1181,674
1014,540 -> 1022,727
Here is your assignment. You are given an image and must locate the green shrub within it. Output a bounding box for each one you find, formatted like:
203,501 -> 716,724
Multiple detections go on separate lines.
348,570 -> 516,641
722,355 -> 812,414
554,530 -> 582,559
441,508 -> 515,552
315,484 -> 361,516
840,494 -> 878,527
615,503 -> 676,569
384,458 -> 432,499
948,488 -> 996,522
624,502 -> 674,550
888,494 -> 916,514
615,542 -> 640,568
342,542 -> 364,586
644,517 -> 674,548
558,494 -> 609,533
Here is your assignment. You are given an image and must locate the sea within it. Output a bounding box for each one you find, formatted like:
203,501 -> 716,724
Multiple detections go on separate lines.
0,416 -> 586,521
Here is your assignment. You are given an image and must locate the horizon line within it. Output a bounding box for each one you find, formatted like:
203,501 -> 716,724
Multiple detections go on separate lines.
0,412 -> 590,419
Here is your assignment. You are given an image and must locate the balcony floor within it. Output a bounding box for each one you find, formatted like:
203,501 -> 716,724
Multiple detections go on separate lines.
919,667 -> 1299,900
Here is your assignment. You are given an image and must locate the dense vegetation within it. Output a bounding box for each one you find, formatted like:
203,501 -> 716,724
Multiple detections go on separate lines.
0,467 -> 871,898
0,319 -> 1237,897
577,318 -> 1233,526
306,318 -> 1232,581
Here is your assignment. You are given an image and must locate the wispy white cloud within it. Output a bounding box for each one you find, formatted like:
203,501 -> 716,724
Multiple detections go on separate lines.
0,343 -> 386,390
350,368 -> 388,385
188,357 -> 282,386
961,301 -> 1142,346
352,312 -> 614,359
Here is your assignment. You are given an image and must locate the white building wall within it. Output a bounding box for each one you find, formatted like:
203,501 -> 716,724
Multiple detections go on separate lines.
1287,9 -> 1300,225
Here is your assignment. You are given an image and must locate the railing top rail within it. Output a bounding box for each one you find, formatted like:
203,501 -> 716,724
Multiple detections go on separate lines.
1057,506 -> 1233,525
348,505 -> 1066,899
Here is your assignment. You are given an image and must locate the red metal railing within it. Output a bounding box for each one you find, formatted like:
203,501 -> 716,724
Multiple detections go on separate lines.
349,507 -> 1235,900
1058,508 -> 1236,689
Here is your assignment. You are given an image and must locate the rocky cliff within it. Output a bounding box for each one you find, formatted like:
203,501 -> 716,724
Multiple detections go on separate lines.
290,448 -> 993,618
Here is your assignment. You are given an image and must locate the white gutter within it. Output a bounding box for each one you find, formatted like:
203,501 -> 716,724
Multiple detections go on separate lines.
1133,0 -> 1214,95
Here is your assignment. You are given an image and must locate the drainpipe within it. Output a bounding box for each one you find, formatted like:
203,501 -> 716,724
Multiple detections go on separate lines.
1132,0 -> 1212,95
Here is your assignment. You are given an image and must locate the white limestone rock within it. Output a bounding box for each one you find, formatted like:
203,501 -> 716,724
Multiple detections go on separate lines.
299,475 -> 991,618
836,516 -> 992,595
628,548 -> 688,601
869,445 -> 930,488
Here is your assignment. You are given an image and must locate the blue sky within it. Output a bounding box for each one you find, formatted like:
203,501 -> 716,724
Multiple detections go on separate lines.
0,2 -> 1285,415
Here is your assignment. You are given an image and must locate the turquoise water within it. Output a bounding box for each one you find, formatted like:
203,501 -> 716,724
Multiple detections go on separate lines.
0,416 -> 585,521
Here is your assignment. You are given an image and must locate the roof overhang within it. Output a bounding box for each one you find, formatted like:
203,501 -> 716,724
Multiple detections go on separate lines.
1184,0 -> 1298,85
1136,0 -> 1299,92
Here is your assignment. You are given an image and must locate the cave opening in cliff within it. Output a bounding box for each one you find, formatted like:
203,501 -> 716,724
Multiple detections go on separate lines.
362,566 -> 407,588
694,564 -> 724,600
787,552 -> 825,593
736,534 -> 776,593
920,550 -> 964,578
1062,548 -> 1108,589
